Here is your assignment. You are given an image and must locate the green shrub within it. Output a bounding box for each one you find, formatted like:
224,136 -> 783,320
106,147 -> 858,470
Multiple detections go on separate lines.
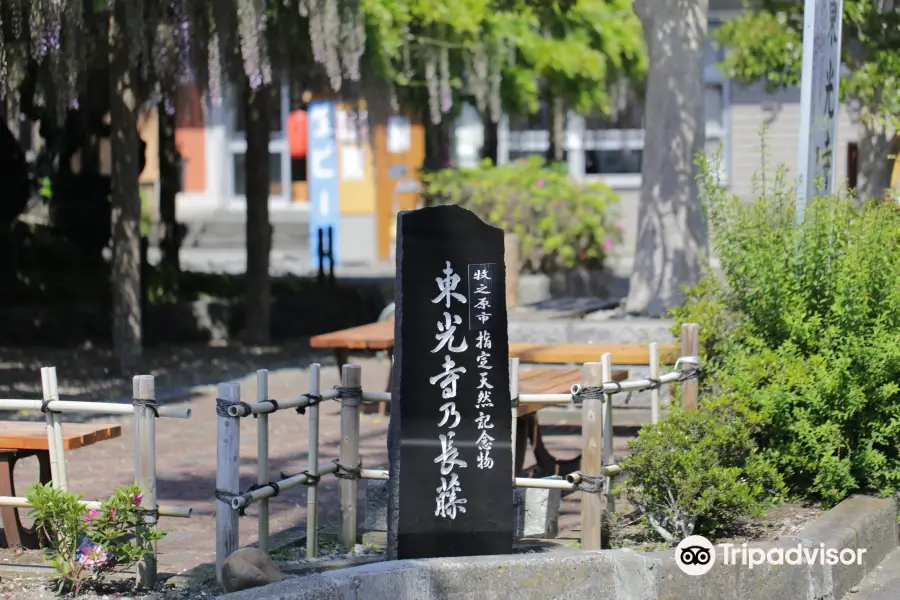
672,160 -> 900,507
618,398 -> 783,541
421,157 -> 621,273
27,483 -> 165,596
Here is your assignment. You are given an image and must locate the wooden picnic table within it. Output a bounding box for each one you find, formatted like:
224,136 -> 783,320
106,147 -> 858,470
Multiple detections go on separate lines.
0,422 -> 121,549
309,319 -> 680,366
311,319 -> 637,476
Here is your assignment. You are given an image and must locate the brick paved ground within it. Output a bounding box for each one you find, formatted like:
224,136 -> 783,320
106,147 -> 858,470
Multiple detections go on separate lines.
6,352 -> 634,577
9,353 -> 396,577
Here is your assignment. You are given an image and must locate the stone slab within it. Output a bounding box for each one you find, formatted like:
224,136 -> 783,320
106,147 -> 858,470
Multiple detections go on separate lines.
219,495 -> 898,600
514,484 -> 561,539
365,480 -> 389,532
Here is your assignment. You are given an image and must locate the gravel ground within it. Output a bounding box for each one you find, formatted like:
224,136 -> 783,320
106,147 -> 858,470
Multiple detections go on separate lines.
0,574 -> 219,600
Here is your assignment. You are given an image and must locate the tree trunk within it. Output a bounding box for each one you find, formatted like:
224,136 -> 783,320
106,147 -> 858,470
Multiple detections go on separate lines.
547,95 -> 566,163
625,0 -> 709,317
482,114 -> 498,165
242,78 -> 272,345
423,112 -> 452,171
856,123 -> 894,201
109,2 -> 143,371
158,102 -> 181,272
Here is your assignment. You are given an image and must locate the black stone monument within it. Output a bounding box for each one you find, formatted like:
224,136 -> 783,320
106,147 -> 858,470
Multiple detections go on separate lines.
387,204 -> 513,560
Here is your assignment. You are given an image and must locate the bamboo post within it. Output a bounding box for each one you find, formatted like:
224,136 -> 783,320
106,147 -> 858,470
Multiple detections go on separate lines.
338,364 -> 362,549
307,363 -> 322,559
680,323 -> 700,411
601,354 -> 615,516
579,361 -> 604,550
133,375 -> 158,589
40,368 -> 61,489
215,382 -> 241,584
649,342 -> 659,425
509,357 -> 520,482
256,370 -> 270,555
45,367 -> 67,490
649,342 -> 661,425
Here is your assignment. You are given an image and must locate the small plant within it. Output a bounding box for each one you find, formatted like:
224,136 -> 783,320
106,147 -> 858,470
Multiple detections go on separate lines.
26,483 -> 165,596
618,399 -> 783,542
421,157 -> 621,274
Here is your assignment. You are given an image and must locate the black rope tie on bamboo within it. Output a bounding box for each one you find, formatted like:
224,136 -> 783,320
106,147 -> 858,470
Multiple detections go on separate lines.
248,481 -> 281,499
646,378 -> 662,390
334,385 -> 362,401
133,397 -> 160,418
39,399 -> 60,414
140,508 -> 160,525
333,460 -> 362,481
214,489 -> 239,510
510,395 -> 520,408
280,469 -> 321,485
676,367 -> 702,382
576,473 -> 605,494
216,397 -> 252,418
295,394 -> 322,416
251,399 -> 279,419
574,386 -> 604,405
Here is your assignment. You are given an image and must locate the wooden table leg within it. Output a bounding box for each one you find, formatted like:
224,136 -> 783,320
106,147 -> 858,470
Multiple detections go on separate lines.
0,452 -> 21,548
37,451 -> 52,486
360,348 -> 393,417
523,414 -> 582,480
514,417 -> 528,476
0,451 -> 43,549
334,349 -> 350,375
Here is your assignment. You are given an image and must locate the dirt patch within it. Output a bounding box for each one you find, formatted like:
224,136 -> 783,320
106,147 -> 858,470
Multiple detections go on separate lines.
610,501 -> 823,552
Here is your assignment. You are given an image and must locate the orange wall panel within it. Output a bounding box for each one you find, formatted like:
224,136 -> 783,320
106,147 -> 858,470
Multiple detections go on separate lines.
174,84 -> 206,194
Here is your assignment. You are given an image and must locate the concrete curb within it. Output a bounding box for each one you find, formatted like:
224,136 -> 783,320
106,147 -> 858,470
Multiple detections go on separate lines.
218,495 -> 898,600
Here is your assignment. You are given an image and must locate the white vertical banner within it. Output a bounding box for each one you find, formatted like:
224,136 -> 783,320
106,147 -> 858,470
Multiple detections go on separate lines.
796,0 -> 844,223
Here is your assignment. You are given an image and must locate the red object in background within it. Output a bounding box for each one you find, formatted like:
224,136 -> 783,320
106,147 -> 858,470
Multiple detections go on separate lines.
288,110 -> 308,158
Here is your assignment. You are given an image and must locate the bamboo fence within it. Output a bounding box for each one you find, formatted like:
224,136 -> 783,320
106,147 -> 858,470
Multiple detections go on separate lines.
214,340 -> 702,582
0,368 -> 194,588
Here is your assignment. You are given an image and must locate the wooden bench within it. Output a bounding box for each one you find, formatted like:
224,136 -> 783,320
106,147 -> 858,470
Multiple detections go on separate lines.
0,422 -> 121,549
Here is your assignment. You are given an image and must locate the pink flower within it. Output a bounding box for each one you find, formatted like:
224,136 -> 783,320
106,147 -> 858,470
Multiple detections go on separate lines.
603,239 -> 614,250
132,493 -> 143,507
75,536 -> 109,570
81,546 -> 109,568
109,507 -> 117,519
536,179 -> 545,187
85,509 -> 99,522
